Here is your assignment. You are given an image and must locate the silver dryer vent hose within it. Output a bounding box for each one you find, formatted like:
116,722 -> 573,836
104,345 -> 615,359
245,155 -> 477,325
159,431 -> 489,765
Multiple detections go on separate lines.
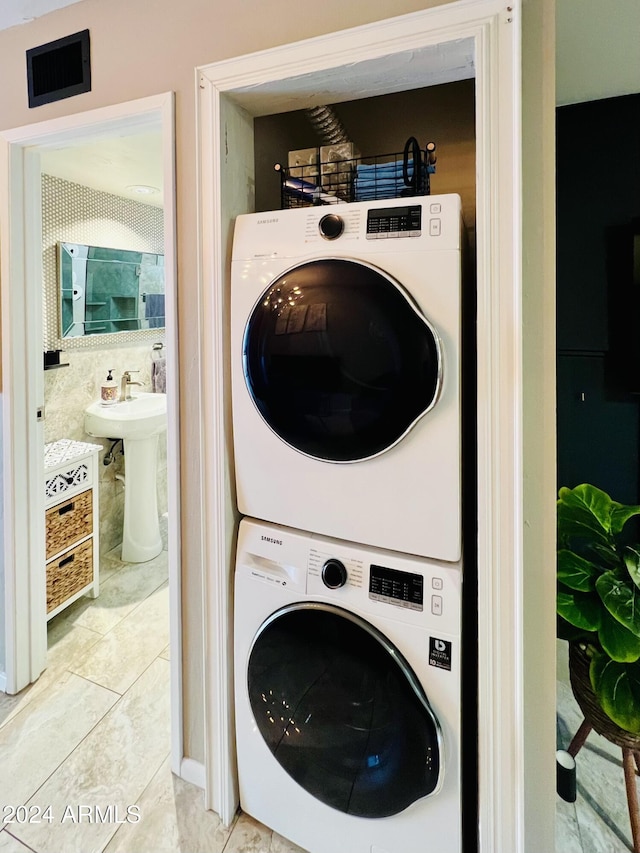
305,105 -> 350,145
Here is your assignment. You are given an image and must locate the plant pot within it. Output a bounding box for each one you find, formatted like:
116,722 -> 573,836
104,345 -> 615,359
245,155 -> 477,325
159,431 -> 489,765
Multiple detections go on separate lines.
569,642 -> 640,750
568,641 -> 640,852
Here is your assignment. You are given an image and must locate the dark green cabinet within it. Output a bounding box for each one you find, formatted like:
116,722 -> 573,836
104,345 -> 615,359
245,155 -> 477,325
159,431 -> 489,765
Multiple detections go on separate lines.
556,94 -> 640,504
557,354 -> 639,504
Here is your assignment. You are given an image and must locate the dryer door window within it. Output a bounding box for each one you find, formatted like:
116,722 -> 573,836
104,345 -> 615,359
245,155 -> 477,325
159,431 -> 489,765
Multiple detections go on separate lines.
243,258 -> 441,462
247,603 -> 442,818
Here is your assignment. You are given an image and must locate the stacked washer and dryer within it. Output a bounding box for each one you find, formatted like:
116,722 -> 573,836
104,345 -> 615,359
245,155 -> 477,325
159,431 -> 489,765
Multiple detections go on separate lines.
230,195 -> 467,853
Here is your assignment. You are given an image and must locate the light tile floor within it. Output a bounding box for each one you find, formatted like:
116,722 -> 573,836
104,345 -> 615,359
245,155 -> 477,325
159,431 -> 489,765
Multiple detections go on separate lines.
556,641 -> 638,852
9,560 -> 636,853
0,529 -> 306,853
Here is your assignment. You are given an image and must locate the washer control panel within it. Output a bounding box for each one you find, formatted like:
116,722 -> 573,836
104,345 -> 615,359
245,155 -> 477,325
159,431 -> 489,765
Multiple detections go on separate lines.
366,204 -> 422,239
236,518 -> 460,634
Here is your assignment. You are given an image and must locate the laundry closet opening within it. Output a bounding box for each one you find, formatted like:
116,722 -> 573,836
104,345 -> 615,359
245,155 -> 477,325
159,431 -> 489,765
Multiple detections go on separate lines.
231,76 -> 479,851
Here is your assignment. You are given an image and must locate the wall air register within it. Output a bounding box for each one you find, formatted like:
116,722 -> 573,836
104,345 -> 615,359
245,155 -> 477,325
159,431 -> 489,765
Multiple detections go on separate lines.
26,29 -> 91,108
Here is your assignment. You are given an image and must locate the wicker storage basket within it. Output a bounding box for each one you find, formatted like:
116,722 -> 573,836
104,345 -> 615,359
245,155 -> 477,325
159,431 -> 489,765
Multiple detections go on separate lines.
45,488 -> 92,561
46,538 -> 93,613
569,642 -> 640,749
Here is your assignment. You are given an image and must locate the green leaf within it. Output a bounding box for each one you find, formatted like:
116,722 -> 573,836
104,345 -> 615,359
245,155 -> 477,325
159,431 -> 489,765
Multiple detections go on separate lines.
557,549 -> 598,591
624,547 -> 640,591
557,484 -> 640,542
611,501 -> 640,536
590,541 -> 621,570
557,586 -> 601,632
558,484 -> 615,534
557,505 -> 610,548
590,652 -> 640,733
596,571 -> 640,638
598,607 -> 640,662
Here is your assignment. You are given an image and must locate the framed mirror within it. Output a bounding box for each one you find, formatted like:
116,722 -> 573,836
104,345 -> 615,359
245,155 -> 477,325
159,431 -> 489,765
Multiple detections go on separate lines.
58,241 -> 165,338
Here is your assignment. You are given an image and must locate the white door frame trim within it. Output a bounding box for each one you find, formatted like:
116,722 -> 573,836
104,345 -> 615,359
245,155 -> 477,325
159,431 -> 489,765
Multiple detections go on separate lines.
196,1 -> 546,850
0,91 -> 184,774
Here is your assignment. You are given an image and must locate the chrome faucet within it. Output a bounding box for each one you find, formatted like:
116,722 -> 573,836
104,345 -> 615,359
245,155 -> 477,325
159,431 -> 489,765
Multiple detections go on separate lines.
120,370 -> 143,402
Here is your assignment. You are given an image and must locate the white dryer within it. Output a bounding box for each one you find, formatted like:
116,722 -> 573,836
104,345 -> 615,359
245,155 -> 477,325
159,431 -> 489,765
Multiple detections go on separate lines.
234,517 -> 462,853
231,195 -> 464,562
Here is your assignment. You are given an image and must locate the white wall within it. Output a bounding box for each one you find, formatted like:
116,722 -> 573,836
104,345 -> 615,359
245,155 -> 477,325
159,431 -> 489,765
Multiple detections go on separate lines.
0,0 -> 459,766
556,0 -> 640,105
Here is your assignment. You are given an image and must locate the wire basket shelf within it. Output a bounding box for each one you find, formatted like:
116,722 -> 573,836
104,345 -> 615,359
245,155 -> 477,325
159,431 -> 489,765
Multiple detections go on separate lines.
277,143 -> 437,209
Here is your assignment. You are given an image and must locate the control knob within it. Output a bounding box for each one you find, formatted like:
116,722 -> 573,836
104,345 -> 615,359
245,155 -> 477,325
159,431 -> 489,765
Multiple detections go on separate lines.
321,558 -> 348,589
318,213 -> 344,240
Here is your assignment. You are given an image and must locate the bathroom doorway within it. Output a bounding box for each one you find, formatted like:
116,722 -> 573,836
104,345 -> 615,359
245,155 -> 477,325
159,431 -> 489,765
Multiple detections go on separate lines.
0,93 -> 182,770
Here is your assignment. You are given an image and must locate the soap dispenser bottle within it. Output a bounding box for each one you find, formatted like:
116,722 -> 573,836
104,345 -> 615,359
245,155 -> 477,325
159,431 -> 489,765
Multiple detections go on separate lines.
101,369 -> 118,406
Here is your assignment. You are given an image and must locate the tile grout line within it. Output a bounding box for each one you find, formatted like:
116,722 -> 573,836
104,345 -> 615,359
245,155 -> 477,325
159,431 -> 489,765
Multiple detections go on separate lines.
219,810 -> 243,853
63,671 -> 124,698
55,560 -> 168,645
63,584 -> 170,693
17,659 -> 160,811
12,656 -> 170,851
3,827 -> 40,853
5,547 -> 171,852
0,658 -> 110,735
15,689 -> 120,814
98,749 -> 171,853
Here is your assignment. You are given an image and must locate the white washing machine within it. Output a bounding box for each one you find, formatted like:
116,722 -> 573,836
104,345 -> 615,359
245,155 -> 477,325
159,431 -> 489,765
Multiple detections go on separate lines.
234,517 -> 462,853
231,194 -> 463,562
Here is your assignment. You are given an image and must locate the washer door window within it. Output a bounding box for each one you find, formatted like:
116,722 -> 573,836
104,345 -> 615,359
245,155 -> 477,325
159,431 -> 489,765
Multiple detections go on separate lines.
247,603 -> 442,818
243,258 -> 441,462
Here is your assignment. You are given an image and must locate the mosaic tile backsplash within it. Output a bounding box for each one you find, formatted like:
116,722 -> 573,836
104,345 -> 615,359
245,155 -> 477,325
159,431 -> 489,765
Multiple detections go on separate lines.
42,173 -> 164,352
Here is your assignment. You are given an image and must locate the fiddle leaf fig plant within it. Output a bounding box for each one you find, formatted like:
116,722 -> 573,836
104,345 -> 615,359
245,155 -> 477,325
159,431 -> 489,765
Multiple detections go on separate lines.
557,483 -> 640,733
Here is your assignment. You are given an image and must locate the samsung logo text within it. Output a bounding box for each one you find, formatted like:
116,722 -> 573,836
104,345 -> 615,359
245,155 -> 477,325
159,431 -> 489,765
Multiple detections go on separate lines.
261,535 -> 283,546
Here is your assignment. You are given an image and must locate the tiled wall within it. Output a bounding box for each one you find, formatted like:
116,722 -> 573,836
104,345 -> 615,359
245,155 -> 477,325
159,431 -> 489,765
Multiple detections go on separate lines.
42,175 -> 167,556
44,349 -> 168,556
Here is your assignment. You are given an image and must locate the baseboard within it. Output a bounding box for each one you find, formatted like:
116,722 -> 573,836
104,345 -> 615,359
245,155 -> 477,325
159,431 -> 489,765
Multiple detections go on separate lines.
0,671 -> 7,694
180,757 -> 206,790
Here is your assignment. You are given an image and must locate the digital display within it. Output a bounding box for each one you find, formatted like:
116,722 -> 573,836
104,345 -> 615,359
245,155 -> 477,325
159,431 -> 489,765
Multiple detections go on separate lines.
366,205 -> 422,235
369,563 -> 424,610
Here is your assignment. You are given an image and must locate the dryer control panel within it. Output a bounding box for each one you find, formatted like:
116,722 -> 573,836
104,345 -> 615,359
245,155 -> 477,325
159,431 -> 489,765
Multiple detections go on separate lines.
369,563 -> 424,611
231,193 -> 462,259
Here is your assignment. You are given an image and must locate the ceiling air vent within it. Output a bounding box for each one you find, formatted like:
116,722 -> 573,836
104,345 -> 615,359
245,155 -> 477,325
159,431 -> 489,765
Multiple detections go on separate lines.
26,29 -> 91,108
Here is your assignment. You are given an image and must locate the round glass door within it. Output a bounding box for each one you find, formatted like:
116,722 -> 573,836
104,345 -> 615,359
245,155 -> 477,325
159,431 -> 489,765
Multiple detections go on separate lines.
247,603 -> 442,818
243,258 -> 441,462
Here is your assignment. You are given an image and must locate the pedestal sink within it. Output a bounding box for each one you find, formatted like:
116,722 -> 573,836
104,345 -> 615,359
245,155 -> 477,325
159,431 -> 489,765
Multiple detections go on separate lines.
85,393 -> 167,563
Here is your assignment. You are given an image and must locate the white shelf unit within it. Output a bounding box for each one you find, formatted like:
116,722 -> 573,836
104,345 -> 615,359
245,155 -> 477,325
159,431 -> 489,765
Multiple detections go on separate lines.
44,439 -> 102,620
